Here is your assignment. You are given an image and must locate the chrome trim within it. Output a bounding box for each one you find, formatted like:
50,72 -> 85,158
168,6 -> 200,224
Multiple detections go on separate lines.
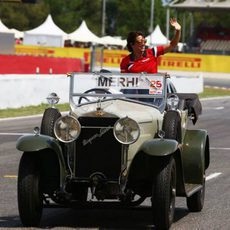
81,126 -> 114,129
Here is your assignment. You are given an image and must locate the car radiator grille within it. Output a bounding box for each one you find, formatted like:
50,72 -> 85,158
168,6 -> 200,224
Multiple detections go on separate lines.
75,116 -> 122,180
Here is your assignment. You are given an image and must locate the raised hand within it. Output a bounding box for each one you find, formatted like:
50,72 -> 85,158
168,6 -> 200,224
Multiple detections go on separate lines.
170,18 -> 181,31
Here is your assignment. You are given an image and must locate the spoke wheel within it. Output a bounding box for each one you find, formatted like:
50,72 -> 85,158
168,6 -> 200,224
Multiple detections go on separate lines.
152,157 -> 176,229
17,152 -> 43,227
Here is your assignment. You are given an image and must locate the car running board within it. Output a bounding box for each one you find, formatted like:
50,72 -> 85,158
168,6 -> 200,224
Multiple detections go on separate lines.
185,183 -> 203,197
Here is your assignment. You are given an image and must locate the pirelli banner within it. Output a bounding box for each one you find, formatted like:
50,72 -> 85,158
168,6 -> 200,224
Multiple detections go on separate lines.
15,45 -> 230,73
15,45 -> 88,58
158,53 -> 230,73
101,51 -> 230,73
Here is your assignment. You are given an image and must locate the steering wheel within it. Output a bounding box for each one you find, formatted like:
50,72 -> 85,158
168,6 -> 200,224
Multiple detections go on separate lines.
78,88 -> 111,104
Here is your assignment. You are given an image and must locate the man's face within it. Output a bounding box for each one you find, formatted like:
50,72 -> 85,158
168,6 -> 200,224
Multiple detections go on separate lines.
132,35 -> 146,54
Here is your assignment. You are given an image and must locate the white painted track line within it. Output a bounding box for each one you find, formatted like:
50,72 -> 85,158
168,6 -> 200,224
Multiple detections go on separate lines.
206,172 -> 222,181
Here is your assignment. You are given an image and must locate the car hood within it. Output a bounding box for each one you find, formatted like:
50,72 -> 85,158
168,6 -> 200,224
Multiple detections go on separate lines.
73,99 -> 162,123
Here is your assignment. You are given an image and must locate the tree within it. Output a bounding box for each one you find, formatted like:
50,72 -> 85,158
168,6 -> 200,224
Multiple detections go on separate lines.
0,1 -> 49,30
0,0 -> 229,43
0,0 -> 167,38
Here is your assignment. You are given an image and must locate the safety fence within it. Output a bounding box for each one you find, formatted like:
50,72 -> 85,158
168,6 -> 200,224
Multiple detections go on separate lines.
0,73 -> 203,109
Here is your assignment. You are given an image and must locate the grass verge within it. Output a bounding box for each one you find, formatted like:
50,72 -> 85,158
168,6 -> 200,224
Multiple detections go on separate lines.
199,86 -> 230,98
1,87 -> 230,119
0,103 -> 70,119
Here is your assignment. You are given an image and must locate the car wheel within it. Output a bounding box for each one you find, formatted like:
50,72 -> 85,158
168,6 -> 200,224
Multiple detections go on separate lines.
40,108 -> 61,137
17,152 -> 43,227
162,110 -> 181,143
187,178 -> 205,212
152,157 -> 176,229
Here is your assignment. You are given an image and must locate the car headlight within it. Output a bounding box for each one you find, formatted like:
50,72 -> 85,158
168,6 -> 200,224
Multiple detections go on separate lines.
47,92 -> 60,105
113,117 -> 140,144
54,115 -> 81,143
167,94 -> 179,110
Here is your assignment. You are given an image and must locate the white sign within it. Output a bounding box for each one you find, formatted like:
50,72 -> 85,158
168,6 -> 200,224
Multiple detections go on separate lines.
95,75 -> 163,94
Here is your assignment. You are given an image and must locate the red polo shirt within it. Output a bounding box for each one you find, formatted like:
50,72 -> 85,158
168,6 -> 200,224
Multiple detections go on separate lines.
120,47 -> 164,73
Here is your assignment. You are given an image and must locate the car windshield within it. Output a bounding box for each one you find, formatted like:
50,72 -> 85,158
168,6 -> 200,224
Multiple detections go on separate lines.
69,72 -> 168,111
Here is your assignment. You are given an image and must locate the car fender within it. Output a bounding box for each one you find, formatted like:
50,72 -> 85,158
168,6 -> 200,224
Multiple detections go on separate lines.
16,134 -> 67,186
138,138 -> 178,157
182,129 -> 210,184
16,134 -> 62,153
126,138 -> 179,194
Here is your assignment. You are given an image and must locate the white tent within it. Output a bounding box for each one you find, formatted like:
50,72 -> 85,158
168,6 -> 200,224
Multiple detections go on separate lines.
23,14 -> 67,47
99,35 -> 126,47
146,25 -> 170,46
0,19 -> 13,33
0,19 -> 23,38
68,20 -> 101,43
10,28 -> 24,38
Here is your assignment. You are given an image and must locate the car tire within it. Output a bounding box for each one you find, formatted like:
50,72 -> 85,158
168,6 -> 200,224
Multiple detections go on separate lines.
187,179 -> 205,212
152,157 -> 176,229
17,152 -> 43,227
162,110 -> 182,143
40,108 -> 61,137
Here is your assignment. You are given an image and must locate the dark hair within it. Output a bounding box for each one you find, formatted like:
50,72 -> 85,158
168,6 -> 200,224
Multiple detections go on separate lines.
126,31 -> 145,52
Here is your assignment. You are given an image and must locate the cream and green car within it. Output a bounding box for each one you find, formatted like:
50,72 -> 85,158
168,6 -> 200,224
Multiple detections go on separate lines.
16,72 -> 210,229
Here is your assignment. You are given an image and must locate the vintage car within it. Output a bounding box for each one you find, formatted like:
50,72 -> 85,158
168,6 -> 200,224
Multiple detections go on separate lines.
16,72 -> 210,229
